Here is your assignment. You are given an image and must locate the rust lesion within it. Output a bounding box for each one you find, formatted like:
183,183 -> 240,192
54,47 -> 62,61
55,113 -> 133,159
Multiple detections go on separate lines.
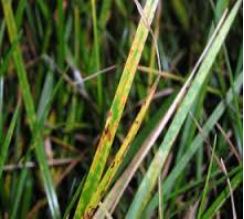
135,119 -> 139,125
110,160 -> 115,169
121,95 -> 127,105
107,110 -> 113,118
104,125 -> 112,142
84,207 -> 96,219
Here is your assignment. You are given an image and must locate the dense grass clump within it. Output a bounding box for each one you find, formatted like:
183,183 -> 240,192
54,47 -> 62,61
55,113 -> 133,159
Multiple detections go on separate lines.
0,0 -> 242,218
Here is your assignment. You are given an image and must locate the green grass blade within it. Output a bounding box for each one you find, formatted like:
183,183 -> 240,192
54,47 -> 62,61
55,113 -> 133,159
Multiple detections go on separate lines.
1,1 -> 35,125
0,35 -> 20,77
171,0 -> 189,29
125,1 -> 242,218
202,169 -> 242,219
10,164 -> 28,219
0,103 -> 20,179
56,0 -> 65,69
73,1 -> 159,218
98,0 -> 112,30
197,136 -> 217,218
0,77 -> 3,143
15,0 -> 27,28
20,173 -> 33,219
0,21 -> 5,49
63,178 -> 85,219
37,71 -> 54,120
91,0 -> 102,110
1,1 -> 61,218
166,165 -> 241,202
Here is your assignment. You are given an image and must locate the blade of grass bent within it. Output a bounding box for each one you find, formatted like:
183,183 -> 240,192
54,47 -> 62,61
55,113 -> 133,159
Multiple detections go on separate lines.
74,1 -> 159,218
1,1 -> 61,218
126,1 -> 242,218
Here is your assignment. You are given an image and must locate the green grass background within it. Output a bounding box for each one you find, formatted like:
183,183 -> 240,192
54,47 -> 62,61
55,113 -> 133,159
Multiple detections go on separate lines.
0,0 -> 242,218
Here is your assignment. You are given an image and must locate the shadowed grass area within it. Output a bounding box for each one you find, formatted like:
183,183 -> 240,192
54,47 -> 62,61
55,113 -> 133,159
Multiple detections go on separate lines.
0,0 -> 242,218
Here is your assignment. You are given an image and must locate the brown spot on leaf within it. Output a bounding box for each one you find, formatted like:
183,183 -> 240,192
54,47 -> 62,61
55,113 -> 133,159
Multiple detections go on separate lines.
104,126 -> 112,141
108,111 -> 112,117
84,207 -> 97,219
121,95 -> 126,105
110,161 -> 115,168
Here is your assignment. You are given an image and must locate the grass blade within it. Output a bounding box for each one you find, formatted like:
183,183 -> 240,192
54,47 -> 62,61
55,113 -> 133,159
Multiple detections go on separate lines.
197,136 -> 217,218
202,169 -> 242,219
56,0 -> 65,69
63,178 -> 84,219
74,1 -> 159,218
1,1 -> 61,218
0,103 -> 20,179
10,163 -> 28,219
220,159 -> 237,219
91,0 -> 102,110
0,77 -> 3,143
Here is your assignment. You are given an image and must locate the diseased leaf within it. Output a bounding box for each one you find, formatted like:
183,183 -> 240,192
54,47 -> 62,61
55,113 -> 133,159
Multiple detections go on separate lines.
74,1 -> 159,218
